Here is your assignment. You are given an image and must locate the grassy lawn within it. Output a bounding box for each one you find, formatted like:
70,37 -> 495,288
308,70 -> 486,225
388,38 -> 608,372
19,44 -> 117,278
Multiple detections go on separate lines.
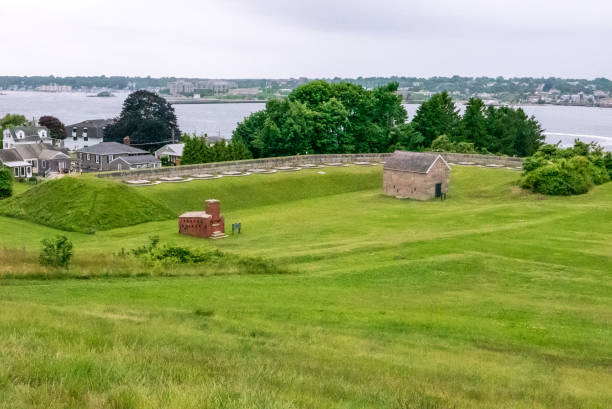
0,165 -> 610,408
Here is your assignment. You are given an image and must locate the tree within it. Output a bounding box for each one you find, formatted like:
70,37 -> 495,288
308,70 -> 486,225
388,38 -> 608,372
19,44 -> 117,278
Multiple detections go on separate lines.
0,166 -> 13,199
484,106 -> 544,156
232,81 -> 408,157
389,123 -> 424,151
460,98 -> 488,148
104,90 -> 180,152
411,91 -> 460,147
38,116 -> 66,141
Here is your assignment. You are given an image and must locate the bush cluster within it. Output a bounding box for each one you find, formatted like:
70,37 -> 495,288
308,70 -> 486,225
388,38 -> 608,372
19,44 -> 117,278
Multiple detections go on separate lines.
125,236 -> 284,274
39,235 -> 73,268
181,135 -> 252,165
520,141 -> 611,195
0,166 -> 13,199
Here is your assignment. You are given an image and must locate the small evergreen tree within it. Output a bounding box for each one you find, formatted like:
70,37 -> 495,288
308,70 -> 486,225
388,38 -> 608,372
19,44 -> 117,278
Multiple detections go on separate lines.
0,166 -> 13,199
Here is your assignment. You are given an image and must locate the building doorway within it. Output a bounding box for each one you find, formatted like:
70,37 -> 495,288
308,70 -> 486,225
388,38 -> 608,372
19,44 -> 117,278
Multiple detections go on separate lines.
435,183 -> 442,198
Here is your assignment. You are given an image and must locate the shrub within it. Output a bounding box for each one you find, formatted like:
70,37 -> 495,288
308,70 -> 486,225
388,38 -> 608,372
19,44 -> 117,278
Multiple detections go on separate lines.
520,141 -> 610,195
127,237 -> 286,274
0,166 -> 13,199
39,235 -> 73,268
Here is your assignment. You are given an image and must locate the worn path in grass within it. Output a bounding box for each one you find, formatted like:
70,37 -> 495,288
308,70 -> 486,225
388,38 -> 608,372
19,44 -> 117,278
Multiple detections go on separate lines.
0,166 -> 610,408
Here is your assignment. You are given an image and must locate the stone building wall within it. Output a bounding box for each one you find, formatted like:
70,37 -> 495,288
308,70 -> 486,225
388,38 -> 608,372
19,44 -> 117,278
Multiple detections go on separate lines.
383,160 -> 450,200
97,152 -> 522,180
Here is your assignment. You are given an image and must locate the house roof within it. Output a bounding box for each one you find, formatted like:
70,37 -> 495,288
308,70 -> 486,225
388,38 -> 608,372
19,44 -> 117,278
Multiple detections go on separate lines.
179,211 -> 211,218
67,119 -> 115,128
156,143 -> 184,157
2,161 -> 31,168
0,148 -> 23,163
111,154 -> 160,165
38,149 -> 71,160
77,142 -> 147,155
383,151 -> 451,174
4,126 -> 48,138
14,144 -> 44,159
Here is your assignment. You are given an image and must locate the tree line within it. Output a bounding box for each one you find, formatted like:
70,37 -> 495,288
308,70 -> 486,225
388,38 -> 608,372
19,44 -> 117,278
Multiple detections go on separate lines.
231,82 -> 545,158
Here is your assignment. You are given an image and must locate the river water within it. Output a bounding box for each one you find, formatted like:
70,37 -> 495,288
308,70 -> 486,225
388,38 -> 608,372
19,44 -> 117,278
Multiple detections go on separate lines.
1,91 -> 611,150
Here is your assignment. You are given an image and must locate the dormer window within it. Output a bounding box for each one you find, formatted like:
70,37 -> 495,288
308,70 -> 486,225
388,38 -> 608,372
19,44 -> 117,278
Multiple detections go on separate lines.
17,131 -> 24,139
40,130 -> 47,138
72,127 -> 77,140
83,127 -> 88,141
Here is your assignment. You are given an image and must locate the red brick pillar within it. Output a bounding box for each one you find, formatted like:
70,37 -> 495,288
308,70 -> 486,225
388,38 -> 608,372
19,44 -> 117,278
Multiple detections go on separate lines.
205,199 -> 221,221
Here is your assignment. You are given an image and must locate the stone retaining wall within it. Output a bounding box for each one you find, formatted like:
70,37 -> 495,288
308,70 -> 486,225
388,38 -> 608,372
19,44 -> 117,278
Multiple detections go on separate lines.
96,152 -> 523,180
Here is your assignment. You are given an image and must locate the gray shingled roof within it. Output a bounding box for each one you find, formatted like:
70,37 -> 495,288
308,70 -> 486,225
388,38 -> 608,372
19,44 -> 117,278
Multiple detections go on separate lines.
38,149 -> 71,160
112,154 -> 160,165
383,151 -> 450,174
77,142 -> 147,155
14,144 -> 44,159
4,126 -> 48,138
67,119 -> 115,128
0,149 -> 23,163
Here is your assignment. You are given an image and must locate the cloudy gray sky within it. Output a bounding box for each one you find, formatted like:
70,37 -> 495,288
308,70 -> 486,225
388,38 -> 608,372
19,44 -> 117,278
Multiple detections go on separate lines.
1,0 -> 610,78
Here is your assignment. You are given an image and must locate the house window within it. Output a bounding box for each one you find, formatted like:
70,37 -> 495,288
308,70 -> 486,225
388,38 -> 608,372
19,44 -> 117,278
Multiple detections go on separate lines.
83,127 -> 88,142
95,155 -> 99,164
108,154 -> 114,162
72,127 -> 77,138
87,154 -> 91,160
20,167 -> 25,177
14,168 -> 19,177
42,160 -> 47,168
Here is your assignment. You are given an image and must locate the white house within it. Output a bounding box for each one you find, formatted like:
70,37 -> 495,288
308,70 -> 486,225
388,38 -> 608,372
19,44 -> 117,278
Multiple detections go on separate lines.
154,143 -> 184,165
63,119 -> 114,151
2,126 -> 51,149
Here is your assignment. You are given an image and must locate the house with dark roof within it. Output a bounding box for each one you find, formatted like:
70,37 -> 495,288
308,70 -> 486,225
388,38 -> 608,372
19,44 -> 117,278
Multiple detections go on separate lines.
109,154 -> 161,171
64,119 -> 115,151
2,126 -> 51,149
383,151 -> 451,200
76,141 -> 150,171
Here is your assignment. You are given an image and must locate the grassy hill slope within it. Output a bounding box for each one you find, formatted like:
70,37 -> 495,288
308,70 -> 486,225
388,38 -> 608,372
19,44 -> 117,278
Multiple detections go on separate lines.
0,177 -> 174,233
138,165 -> 382,215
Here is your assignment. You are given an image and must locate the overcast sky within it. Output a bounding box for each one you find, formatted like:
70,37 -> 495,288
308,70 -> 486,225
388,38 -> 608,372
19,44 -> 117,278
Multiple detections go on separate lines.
1,0 -> 610,78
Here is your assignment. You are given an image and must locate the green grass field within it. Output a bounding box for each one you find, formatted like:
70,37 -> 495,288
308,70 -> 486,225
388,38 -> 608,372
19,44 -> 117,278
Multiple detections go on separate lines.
0,165 -> 610,408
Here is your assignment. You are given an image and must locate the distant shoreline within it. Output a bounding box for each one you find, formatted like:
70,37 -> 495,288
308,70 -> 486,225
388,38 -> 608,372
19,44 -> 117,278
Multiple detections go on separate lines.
167,99 -> 267,105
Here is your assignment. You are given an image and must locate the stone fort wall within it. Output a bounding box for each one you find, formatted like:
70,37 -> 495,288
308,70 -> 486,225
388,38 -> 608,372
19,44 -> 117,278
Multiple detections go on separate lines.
97,152 -> 523,180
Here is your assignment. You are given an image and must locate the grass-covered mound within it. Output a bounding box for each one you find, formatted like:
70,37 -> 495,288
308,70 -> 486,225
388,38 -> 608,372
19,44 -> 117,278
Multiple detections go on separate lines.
0,177 -> 174,232
139,165 -> 381,215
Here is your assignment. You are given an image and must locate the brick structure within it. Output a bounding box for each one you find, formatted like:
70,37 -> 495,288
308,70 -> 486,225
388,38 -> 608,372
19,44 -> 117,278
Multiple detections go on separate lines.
383,151 -> 451,200
178,199 -> 226,238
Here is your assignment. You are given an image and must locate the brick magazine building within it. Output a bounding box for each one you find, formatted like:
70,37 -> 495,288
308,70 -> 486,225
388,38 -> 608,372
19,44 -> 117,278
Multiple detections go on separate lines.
383,151 -> 451,200
178,199 -> 226,239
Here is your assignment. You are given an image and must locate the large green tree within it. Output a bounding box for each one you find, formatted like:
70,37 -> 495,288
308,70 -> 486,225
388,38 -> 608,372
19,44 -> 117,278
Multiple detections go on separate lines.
38,116 -> 66,141
232,81 -> 407,157
104,91 -> 180,151
411,91 -> 460,146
